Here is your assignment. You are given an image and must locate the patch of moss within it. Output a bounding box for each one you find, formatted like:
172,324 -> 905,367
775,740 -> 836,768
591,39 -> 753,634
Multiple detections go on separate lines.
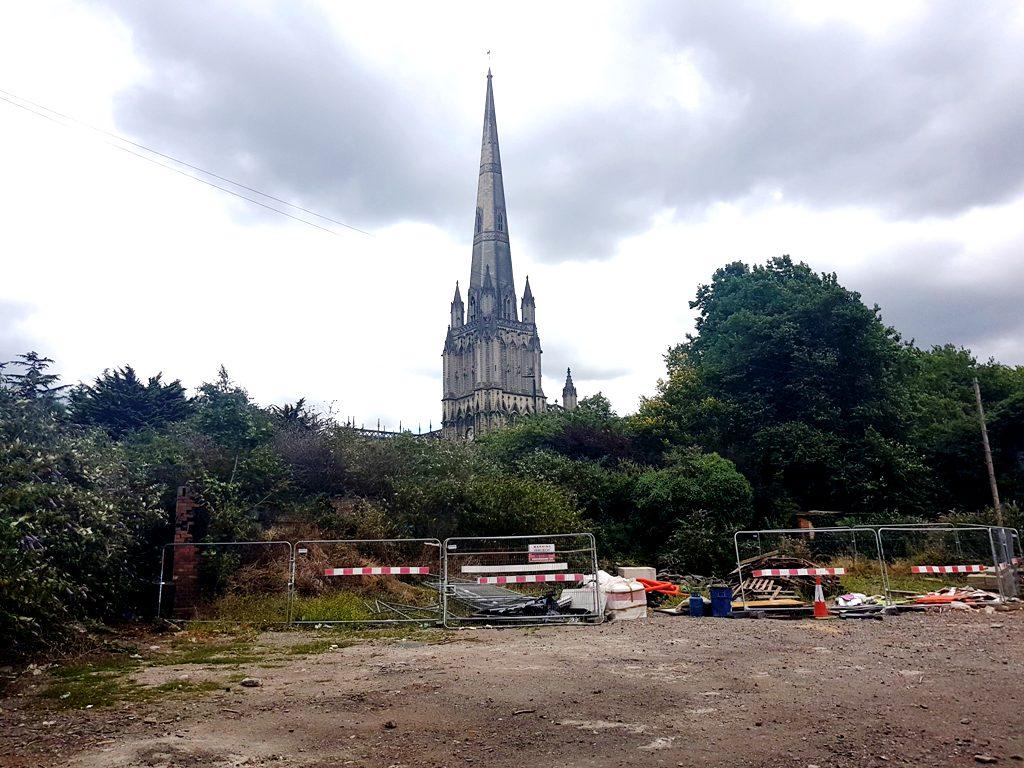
41,669 -> 144,709
49,655 -> 139,679
42,658 -> 235,710
153,643 -> 264,667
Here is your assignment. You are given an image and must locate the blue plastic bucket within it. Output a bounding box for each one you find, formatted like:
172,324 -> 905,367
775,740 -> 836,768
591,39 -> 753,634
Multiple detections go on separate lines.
710,586 -> 733,617
689,594 -> 704,617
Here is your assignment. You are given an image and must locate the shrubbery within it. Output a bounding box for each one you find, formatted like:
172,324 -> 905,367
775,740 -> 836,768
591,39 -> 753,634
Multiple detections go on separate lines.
1,356 -> 164,656
3,257 -> 1022,657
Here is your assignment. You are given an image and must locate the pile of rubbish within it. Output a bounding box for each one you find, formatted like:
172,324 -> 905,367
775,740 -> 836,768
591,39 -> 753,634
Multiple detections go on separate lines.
913,587 -> 1004,609
441,570 -> 651,623
729,551 -> 841,607
836,593 -> 885,607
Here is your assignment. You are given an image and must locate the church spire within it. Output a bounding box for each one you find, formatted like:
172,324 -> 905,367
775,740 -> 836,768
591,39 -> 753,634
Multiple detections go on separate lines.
450,280 -> 464,328
562,367 -> 578,411
469,70 -> 517,320
521,275 -> 535,324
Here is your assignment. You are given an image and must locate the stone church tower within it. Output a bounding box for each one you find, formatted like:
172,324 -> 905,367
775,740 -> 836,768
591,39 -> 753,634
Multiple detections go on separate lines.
442,71 -> 546,440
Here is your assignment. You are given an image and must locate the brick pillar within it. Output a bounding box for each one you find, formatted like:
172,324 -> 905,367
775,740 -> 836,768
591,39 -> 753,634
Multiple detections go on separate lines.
172,486 -> 199,618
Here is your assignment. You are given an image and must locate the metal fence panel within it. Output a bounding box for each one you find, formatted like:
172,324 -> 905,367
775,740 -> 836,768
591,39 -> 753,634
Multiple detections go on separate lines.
157,541 -> 293,624
876,525 -> 1015,601
291,538 -> 442,625
442,533 -> 602,628
733,527 -> 888,611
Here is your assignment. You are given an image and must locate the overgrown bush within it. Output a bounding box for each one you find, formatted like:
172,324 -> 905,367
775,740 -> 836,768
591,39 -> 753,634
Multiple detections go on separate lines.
1,361 -> 163,658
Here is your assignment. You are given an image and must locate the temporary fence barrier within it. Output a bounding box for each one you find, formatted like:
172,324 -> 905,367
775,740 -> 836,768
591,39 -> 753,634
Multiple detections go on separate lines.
985,526 -> 1020,600
291,538 -> 442,625
876,525 -> 1018,602
734,527 -> 888,611
156,541 -> 293,624
442,533 -> 601,628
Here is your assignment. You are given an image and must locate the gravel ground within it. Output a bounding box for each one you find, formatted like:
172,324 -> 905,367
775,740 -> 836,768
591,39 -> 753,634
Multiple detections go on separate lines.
3,610 -> 1023,768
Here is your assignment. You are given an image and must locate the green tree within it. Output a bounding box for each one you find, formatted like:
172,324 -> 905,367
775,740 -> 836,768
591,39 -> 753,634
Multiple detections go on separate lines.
2,352 -> 68,409
634,448 -> 754,574
69,365 -> 192,438
190,366 -> 272,462
480,393 -> 632,464
642,256 -> 928,520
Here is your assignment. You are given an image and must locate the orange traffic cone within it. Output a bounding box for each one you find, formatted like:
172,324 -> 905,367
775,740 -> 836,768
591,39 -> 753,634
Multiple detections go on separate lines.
813,576 -> 830,619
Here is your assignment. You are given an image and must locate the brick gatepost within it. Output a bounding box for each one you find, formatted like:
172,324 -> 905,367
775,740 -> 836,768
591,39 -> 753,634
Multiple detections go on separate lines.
171,486 -> 200,618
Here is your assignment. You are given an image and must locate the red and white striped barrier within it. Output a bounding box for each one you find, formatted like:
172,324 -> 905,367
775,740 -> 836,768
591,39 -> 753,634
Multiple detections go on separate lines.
477,573 -> 588,585
324,566 -> 430,576
752,567 -> 846,577
911,564 -> 987,574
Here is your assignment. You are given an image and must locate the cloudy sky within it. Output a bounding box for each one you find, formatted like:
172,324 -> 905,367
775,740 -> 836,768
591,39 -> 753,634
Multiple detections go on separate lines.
2,1 -> 1023,428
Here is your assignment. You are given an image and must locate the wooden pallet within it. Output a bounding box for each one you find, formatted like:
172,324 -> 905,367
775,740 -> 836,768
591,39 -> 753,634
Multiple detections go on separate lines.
739,577 -> 796,599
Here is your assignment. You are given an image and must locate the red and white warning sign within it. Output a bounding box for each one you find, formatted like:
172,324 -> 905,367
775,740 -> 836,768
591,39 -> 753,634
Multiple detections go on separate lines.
528,543 -> 556,563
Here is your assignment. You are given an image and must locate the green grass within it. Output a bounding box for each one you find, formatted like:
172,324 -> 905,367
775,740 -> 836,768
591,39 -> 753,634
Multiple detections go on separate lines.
186,593 -> 291,626
292,591 -> 378,622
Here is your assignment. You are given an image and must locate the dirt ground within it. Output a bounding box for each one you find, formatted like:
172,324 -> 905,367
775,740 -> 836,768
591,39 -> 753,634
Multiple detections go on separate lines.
3,610 -> 1023,768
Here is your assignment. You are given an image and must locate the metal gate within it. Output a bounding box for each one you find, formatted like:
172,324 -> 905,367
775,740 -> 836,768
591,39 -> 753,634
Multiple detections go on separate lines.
442,533 -> 602,627
156,541 -> 293,624
291,538 -> 442,625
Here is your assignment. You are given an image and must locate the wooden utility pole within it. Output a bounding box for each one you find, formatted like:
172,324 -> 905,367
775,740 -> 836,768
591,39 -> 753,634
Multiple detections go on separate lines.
972,377 -> 1003,526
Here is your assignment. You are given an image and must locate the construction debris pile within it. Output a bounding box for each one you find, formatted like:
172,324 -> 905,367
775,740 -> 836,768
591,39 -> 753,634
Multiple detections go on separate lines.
730,552 -> 840,608
912,587 -> 1004,608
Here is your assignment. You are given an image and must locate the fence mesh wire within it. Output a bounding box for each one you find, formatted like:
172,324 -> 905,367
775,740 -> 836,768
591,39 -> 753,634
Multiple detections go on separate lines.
734,527 -> 887,608
291,539 -> 442,624
158,541 -> 293,624
442,533 -> 601,627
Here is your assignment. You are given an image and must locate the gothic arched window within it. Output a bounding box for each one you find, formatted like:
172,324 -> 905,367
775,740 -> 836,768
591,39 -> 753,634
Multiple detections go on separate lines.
475,207 -> 483,233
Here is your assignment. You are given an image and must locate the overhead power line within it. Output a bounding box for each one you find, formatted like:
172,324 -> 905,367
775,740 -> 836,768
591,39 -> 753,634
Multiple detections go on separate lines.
0,87 -> 372,237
